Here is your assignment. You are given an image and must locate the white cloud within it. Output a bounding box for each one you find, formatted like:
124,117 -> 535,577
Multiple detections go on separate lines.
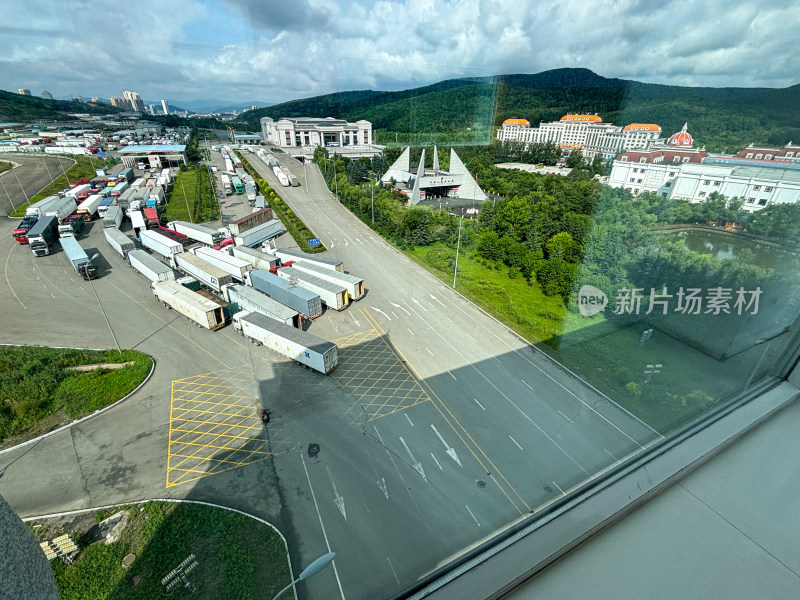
1,0 -> 798,104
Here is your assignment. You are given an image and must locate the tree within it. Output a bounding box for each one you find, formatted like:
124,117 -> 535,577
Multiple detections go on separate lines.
565,149 -> 586,169
545,231 -> 579,262
400,207 -> 432,246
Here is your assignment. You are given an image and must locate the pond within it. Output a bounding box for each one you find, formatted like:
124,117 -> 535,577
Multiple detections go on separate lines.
675,228 -> 800,270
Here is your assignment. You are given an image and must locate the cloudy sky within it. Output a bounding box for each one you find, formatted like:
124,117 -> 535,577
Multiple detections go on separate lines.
2,0 -> 799,106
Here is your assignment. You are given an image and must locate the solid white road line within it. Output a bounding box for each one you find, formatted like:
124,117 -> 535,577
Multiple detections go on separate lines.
386,556 -> 400,585
552,480 -> 565,495
466,505 -> 481,527
558,410 -> 574,424
425,347 -> 434,355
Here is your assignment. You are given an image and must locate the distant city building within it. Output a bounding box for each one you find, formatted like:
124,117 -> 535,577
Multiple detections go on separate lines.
161,99 -> 169,115
18,88 -> 31,95
381,146 -> 487,206
90,96 -> 101,103
110,96 -> 130,109
608,125 -> 800,211
497,114 -> 662,160
40,91 -> 53,100
122,90 -> 145,112
71,96 -> 84,103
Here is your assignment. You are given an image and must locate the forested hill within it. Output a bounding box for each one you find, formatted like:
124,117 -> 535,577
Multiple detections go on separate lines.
0,90 -> 121,122
240,68 -> 800,152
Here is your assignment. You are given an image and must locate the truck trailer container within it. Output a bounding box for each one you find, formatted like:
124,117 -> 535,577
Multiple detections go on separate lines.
43,195 -> 77,223
118,167 -> 134,183
128,249 -> 175,282
27,215 -> 59,257
193,247 -> 252,282
139,229 -> 184,258
96,196 -> 116,218
277,267 -> 348,310
288,173 -> 299,187
152,280 -> 226,331
76,194 -> 103,220
103,205 -> 123,228
104,227 -> 135,258
65,184 -> 91,200
230,245 -> 280,271
58,213 -> 86,238
222,284 -> 300,328
245,269 -> 322,319
166,221 -> 224,246
233,311 -> 337,374
270,248 -> 343,272
130,210 -> 146,233
110,181 -> 128,197
25,196 -> 60,219
60,236 -> 98,280
149,185 -> 165,205
143,206 -> 160,229
291,260 -> 365,301
227,207 -> 274,236
172,252 -> 233,293
233,219 -> 283,248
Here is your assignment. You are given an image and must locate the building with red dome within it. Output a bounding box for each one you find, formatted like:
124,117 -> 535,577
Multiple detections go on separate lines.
667,123 -> 693,147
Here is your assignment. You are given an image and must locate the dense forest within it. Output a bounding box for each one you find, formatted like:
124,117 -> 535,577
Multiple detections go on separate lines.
240,68 -> 800,152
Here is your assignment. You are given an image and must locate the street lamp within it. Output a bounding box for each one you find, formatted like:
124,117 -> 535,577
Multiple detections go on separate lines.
362,176 -> 374,225
271,552 -> 335,600
449,212 -> 463,289
87,253 -> 122,355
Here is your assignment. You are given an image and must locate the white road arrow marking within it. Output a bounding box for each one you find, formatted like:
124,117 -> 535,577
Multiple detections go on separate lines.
326,466 -> 347,521
431,424 -> 462,467
390,302 -> 411,316
350,312 -> 360,327
411,298 -> 428,312
371,307 -> 391,320
399,436 -> 427,481
377,477 -> 388,499
429,294 -> 446,307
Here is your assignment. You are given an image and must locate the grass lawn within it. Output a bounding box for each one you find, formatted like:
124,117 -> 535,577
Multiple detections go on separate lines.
34,502 -> 292,600
163,165 -> 219,224
0,160 -> 11,174
8,155 -> 113,217
0,346 -> 152,446
404,244 -> 742,435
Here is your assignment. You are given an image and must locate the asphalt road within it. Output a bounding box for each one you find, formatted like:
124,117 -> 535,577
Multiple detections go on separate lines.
0,154 -> 74,215
0,149 -> 662,600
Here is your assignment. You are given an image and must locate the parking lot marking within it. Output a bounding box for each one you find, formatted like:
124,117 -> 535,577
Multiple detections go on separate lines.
4,244 -> 26,310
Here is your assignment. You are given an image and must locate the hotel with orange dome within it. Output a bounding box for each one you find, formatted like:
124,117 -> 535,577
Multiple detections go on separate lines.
497,114 -> 663,160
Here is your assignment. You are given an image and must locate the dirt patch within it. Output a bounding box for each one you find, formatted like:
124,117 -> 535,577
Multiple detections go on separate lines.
66,361 -> 135,372
28,511 -> 99,545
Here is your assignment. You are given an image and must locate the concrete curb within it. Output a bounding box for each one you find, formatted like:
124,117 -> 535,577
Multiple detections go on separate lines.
22,498 -> 295,598
0,353 -> 156,456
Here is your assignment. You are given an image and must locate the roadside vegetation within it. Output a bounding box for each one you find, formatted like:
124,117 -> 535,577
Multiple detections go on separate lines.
317,147 -> 799,433
0,346 -> 152,446
164,163 -> 219,223
235,150 -> 327,253
8,154 -> 116,218
33,501 -> 291,600
0,160 -> 11,174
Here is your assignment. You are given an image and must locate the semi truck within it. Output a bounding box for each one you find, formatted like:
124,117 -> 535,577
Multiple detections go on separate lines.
96,195 -> 116,218
27,215 -> 59,257
76,194 -> 103,220
13,215 -> 38,244
25,195 -> 60,219
103,205 -> 123,229
222,284 -> 300,328
143,206 -> 160,229
233,219 -> 283,248
43,195 -> 77,222
233,311 -> 337,375
149,185 -> 165,206
221,174 -> 233,195
156,227 -> 192,248
288,173 -> 299,187
277,267 -> 348,310
65,184 -> 91,200
230,245 -> 280,271
172,252 -> 233,293
275,171 -> 290,187
270,248 -> 343,272
58,214 -> 86,238
130,210 -> 146,234
128,249 -> 175,282
291,260 -> 365,301
152,280 -> 226,331
166,221 -> 224,246
139,229 -> 184,258
104,227 -> 135,258
227,207 -> 273,236
118,167 -> 134,183
245,269 -> 322,319
60,236 -> 98,280
193,247 -> 252,282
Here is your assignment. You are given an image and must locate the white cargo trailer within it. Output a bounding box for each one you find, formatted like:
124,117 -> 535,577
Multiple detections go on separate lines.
270,247 -> 343,272
291,260 -> 365,301
130,210 -> 146,232
172,252 -> 233,293
193,247 -> 252,282
25,195 -> 60,218
223,284 -> 300,328
43,195 -> 77,223
233,219 -> 283,247
103,205 -> 123,228
140,229 -> 184,258
277,267 -> 348,310
104,227 -> 135,258
166,221 -> 223,246
65,184 -> 91,200
128,249 -> 176,282
230,245 -> 279,271
152,280 -> 226,330
233,311 -> 338,374
76,194 -> 103,220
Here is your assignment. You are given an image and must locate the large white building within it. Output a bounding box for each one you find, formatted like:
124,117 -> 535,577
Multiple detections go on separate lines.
496,114 -> 662,160
608,126 -> 800,212
259,116 -> 381,159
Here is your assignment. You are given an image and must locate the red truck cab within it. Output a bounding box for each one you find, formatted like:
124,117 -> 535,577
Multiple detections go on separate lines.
12,215 -> 38,244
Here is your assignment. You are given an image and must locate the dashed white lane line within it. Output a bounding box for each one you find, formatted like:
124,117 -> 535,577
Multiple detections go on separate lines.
407,328 -> 415,336
466,505 -> 481,527
405,413 -> 414,427
509,435 -> 523,451
425,347 -> 434,355
386,556 -> 400,585
474,398 -> 486,411
521,379 -> 533,391
430,453 -> 442,470
558,410 -> 574,424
